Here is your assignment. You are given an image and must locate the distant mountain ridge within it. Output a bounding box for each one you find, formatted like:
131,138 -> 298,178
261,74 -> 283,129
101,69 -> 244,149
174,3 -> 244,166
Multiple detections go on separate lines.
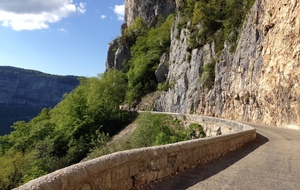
0,66 -> 81,135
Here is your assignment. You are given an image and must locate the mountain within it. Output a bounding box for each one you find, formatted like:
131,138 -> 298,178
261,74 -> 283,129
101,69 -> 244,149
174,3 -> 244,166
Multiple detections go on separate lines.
1,1 -> 299,188
106,0 -> 300,129
0,66 -> 81,135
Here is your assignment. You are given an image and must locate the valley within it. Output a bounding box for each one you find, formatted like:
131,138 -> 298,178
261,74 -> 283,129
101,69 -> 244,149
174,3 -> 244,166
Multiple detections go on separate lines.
0,66 -> 80,135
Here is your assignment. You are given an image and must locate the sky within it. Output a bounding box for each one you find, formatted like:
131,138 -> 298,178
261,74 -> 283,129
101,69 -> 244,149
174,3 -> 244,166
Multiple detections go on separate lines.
0,0 -> 125,77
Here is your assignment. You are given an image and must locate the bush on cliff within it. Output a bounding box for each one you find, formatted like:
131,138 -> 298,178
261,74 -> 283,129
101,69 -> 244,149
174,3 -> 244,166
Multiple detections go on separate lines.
126,15 -> 174,103
179,0 -> 255,52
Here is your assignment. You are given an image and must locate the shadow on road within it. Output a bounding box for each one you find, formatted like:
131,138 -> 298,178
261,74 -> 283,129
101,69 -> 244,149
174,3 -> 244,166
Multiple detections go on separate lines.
138,133 -> 269,190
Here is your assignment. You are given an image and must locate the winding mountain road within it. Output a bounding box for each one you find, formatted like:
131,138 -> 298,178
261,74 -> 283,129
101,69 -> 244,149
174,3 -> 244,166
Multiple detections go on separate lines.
140,122 -> 300,190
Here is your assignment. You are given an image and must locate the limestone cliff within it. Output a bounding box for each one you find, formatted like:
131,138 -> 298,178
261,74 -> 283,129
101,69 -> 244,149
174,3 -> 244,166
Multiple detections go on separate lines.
0,66 -> 80,135
258,0 -> 300,128
156,0 -> 300,129
125,0 -> 176,27
214,0 -> 300,129
106,0 -> 300,129
106,0 -> 176,70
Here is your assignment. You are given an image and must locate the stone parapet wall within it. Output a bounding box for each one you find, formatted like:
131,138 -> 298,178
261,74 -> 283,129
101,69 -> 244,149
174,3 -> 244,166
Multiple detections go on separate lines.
15,115 -> 256,190
170,113 -> 250,136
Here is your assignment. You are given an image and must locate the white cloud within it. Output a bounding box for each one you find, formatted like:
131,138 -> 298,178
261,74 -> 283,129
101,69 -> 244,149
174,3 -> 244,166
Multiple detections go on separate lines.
0,0 -> 86,31
58,28 -> 67,33
113,4 -> 124,21
77,2 -> 86,14
101,15 -> 106,19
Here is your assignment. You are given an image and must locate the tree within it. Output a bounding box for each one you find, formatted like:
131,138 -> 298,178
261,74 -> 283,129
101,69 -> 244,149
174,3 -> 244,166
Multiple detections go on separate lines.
126,15 -> 174,102
120,17 -> 148,46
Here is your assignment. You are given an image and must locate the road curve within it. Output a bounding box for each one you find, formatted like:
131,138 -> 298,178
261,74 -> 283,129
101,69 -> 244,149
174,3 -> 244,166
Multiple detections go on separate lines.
139,122 -> 300,190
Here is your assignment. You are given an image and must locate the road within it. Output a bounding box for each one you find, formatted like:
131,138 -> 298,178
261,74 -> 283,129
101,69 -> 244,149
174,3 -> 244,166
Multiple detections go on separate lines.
139,123 -> 300,190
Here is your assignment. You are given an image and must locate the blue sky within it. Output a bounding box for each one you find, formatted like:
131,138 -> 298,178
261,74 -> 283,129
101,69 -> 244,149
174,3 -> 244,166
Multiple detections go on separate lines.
0,0 -> 125,77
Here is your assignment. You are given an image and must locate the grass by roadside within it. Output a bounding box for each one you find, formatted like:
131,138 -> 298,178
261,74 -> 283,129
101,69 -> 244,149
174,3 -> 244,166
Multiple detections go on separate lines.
87,112 -> 206,159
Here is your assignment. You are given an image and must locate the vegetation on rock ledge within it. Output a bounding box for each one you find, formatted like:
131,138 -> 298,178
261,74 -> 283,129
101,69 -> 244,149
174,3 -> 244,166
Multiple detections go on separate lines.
179,0 -> 255,53
125,15 -> 174,103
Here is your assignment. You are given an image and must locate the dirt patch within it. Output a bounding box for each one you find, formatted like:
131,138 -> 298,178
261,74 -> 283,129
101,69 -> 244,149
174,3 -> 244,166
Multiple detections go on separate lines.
111,122 -> 138,142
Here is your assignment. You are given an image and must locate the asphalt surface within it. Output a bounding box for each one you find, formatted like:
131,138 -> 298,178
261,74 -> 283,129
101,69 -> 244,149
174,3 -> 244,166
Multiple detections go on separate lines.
139,122 -> 300,190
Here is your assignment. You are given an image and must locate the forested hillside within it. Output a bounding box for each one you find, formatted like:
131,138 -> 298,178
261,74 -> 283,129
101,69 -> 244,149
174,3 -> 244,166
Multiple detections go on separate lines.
0,69 -> 205,189
0,70 -> 135,189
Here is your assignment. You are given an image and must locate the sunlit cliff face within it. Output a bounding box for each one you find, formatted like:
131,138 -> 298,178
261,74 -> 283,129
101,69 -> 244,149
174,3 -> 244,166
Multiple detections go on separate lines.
258,0 -> 300,127
109,0 -> 300,129
125,0 -> 176,27
154,0 -> 300,129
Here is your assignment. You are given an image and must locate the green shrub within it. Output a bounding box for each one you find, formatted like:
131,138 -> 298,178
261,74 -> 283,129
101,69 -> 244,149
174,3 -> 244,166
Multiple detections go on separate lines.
130,113 -> 206,148
158,79 -> 170,91
119,17 -> 148,47
178,0 -> 255,54
200,60 -> 216,89
176,16 -> 189,39
189,123 -> 206,138
130,113 -> 174,148
88,113 -> 207,160
126,15 -> 174,103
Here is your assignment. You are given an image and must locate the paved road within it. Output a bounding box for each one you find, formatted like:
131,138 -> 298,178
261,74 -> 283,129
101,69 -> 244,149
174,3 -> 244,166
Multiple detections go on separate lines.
139,123 -> 300,190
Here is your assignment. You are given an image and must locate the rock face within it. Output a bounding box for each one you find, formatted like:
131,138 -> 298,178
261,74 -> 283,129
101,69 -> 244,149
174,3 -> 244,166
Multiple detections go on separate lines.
203,0 -> 265,120
209,0 -> 300,128
156,0 -> 300,129
125,0 -> 176,27
155,53 -> 169,83
258,0 -> 300,128
106,0 -> 176,71
154,12 -> 217,113
0,66 -> 80,135
106,0 -> 300,129
105,39 -> 131,70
